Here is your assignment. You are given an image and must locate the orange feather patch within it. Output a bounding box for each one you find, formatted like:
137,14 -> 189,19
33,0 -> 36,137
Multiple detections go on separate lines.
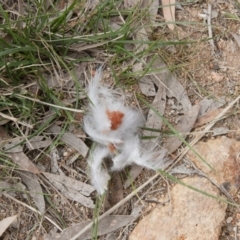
106,110 -> 124,130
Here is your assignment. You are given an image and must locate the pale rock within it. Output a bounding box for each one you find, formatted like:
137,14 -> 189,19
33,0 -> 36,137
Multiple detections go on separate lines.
130,137 -> 239,240
130,177 -> 227,240
187,136 -> 240,194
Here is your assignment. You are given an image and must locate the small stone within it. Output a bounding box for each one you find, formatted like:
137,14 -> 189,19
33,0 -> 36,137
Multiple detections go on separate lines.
236,221 -> 240,226
227,223 -> 233,232
67,148 -> 73,152
226,217 -> 233,223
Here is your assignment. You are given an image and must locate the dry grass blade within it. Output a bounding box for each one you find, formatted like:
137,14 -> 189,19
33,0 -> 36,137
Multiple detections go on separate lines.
7,151 -> 40,174
162,0 -> 175,30
19,171 -> 45,214
144,0 -> 159,26
0,181 -> 15,191
0,112 -> 33,128
7,152 -> 40,174
26,136 -> 52,150
16,0 -> 24,30
194,108 -> 223,128
15,94 -> 84,113
1,137 -> 23,153
166,74 -> 192,113
0,215 -> 17,237
207,4 -> 215,54
138,74 -> 156,96
144,80 -> 166,139
124,164 -> 143,189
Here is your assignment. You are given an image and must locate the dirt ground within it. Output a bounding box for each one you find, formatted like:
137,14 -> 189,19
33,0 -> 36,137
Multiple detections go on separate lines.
1,0 -> 240,239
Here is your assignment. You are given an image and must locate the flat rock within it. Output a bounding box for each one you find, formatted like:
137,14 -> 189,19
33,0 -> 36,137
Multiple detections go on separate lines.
187,136 -> 240,194
130,177 -> 227,240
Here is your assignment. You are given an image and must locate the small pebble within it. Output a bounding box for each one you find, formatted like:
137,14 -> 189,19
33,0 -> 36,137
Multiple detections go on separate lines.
226,216 -> 233,223
67,148 -> 72,152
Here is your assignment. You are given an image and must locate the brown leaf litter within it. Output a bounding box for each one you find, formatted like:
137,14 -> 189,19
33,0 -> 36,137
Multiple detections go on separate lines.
0,215 -> 17,237
43,172 -> 95,208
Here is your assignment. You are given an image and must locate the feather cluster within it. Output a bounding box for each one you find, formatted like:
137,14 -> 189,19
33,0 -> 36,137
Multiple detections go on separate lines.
84,68 -> 169,195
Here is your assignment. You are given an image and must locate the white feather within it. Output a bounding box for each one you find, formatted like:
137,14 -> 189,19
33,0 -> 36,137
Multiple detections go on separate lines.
112,136 -> 169,171
111,136 -> 140,171
84,114 -> 122,146
84,67 -> 145,148
84,67 -> 169,194
87,67 -> 102,106
136,145 -> 169,170
88,145 -> 111,195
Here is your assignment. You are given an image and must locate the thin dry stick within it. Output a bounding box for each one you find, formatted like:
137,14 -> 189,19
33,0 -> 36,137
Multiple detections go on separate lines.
207,4 -> 215,55
0,112 -> 33,128
69,172 -> 160,240
2,192 -> 63,232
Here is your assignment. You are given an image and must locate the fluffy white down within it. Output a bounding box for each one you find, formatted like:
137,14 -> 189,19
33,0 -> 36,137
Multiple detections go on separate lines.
84,114 -> 123,146
84,68 -> 144,147
111,136 -> 170,171
136,144 -> 169,170
111,136 -> 140,171
88,145 -> 111,195
84,68 -> 169,195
